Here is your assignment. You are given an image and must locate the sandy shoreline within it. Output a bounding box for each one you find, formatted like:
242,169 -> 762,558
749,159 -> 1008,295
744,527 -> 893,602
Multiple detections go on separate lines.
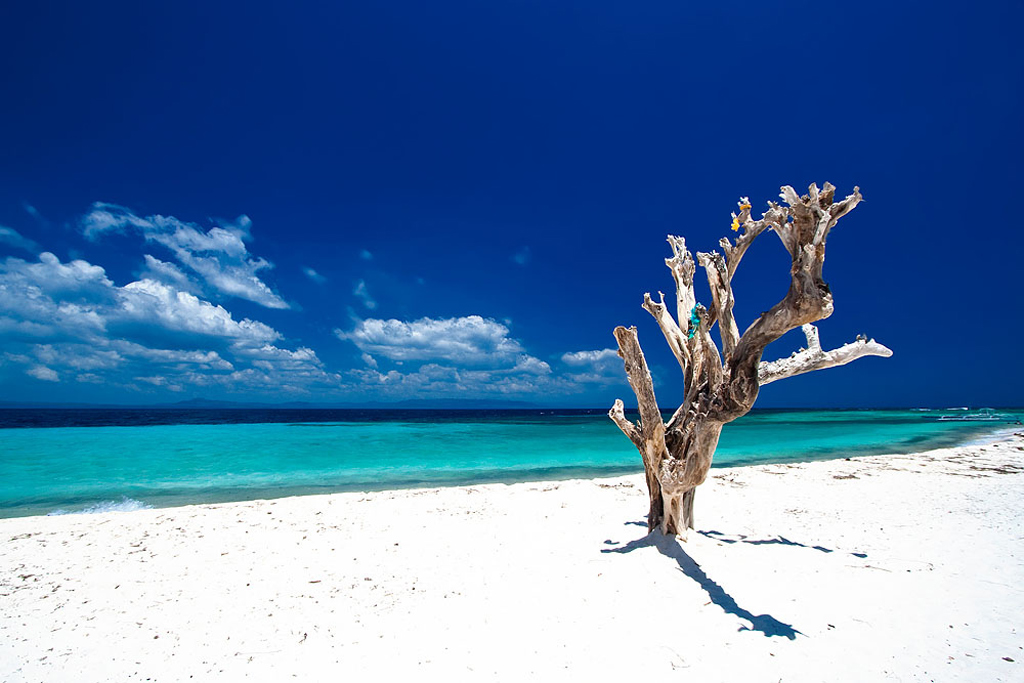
2,433 -> 1022,681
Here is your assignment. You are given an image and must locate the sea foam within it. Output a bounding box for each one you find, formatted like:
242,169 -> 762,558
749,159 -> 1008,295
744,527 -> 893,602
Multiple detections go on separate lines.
47,497 -> 153,516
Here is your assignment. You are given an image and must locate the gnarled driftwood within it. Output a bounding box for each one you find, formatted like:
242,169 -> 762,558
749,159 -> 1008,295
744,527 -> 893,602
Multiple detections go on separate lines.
610,183 -> 892,537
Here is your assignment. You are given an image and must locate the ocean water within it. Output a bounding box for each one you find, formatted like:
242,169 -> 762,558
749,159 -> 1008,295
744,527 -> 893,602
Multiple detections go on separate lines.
0,407 -> 1019,518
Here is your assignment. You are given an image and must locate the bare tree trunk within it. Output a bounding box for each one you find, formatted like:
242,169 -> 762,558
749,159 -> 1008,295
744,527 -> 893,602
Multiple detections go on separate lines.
681,488 -> 695,532
610,183 -> 892,537
655,487 -> 695,537
643,465 -> 664,532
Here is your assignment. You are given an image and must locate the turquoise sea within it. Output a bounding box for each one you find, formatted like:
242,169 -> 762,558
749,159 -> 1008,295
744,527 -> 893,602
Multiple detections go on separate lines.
0,408 -> 1020,518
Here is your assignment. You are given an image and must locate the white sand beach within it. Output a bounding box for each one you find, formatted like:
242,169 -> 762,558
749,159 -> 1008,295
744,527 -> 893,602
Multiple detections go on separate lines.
2,433 -> 1022,682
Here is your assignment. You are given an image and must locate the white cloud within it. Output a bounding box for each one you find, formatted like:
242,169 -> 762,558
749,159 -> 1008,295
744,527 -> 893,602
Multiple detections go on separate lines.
81,203 -> 288,309
140,254 -> 197,292
512,355 -> 551,375
360,249 -> 373,261
233,343 -> 319,365
0,251 -> 330,395
0,254 -> 115,340
337,315 -> 526,366
26,365 -> 59,382
303,267 -> 326,284
561,348 -> 619,367
33,343 -> 122,371
11,252 -> 114,299
333,315 -> 570,400
0,315 -> 56,338
118,279 -> 280,343
559,348 -> 623,385
178,251 -> 285,309
344,362 -> 559,399
352,279 -> 377,310
0,226 -> 38,253
113,341 -> 233,370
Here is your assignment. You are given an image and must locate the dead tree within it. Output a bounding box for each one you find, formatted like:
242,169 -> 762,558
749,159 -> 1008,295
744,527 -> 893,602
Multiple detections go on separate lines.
610,183 -> 892,537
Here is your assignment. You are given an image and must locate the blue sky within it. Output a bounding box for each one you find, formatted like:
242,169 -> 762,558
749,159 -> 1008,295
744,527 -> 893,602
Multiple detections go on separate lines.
1,1 -> 1021,407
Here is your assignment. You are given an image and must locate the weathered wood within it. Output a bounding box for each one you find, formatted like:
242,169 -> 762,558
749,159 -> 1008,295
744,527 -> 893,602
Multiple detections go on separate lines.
611,326 -> 668,531
608,398 -> 642,449
697,251 -> 738,363
610,183 -> 890,537
758,324 -> 893,385
642,292 -> 690,372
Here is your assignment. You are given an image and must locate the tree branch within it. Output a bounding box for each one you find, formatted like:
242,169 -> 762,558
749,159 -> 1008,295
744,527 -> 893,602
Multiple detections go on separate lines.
642,291 -> 690,372
608,398 -> 643,450
719,197 -> 786,277
713,184 -> 866,423
696,251 -> 739,362
670,305 -> 722,431
612,326 -> 666,448
734,185 -> 865,352
664,236 -> 696,331
758,324 -> 893,385
612,326 -> 669,528
607,180 -> 889,536
704,198 -> 786,337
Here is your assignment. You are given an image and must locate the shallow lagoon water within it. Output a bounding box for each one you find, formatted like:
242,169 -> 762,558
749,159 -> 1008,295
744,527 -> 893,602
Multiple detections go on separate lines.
0,408 -> 1018,517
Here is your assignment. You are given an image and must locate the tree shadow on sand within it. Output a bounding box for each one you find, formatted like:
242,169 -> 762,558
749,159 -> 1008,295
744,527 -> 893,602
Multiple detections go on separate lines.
698,530 -> 868,559
698,530 -> 834,554
602,531 -> 802,640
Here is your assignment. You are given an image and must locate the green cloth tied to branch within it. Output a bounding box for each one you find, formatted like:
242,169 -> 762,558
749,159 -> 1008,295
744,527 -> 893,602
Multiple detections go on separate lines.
687,305 -> 701,339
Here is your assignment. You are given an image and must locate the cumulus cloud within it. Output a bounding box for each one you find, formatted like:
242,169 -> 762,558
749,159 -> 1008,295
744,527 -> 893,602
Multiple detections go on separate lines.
118,279 -> 280,343
337,315 -> 526,366
561,348 -> 619,367
33,343 -> 122,371
344,361 -> 559,399
140,254 -> 197,292
0,226 -> 38,253
0,251 -> 334,396
559,348 -> 624,385
10,252 -> 114,300
26,365 -> 59,382
113,341 -> 233,371
80,203 -> 288,309
333,315 -> 569,400
0,254 -> 114,341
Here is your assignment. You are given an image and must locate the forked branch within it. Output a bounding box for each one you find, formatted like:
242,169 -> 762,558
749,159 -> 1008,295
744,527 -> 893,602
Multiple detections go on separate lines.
758,324 -> 893,385
642,292 -> 690,372
696,251 -> 739,362
665,236 -> 696,328
609,182 -> 890,536
611,326 -> 666,452
608,398 -> 642,449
